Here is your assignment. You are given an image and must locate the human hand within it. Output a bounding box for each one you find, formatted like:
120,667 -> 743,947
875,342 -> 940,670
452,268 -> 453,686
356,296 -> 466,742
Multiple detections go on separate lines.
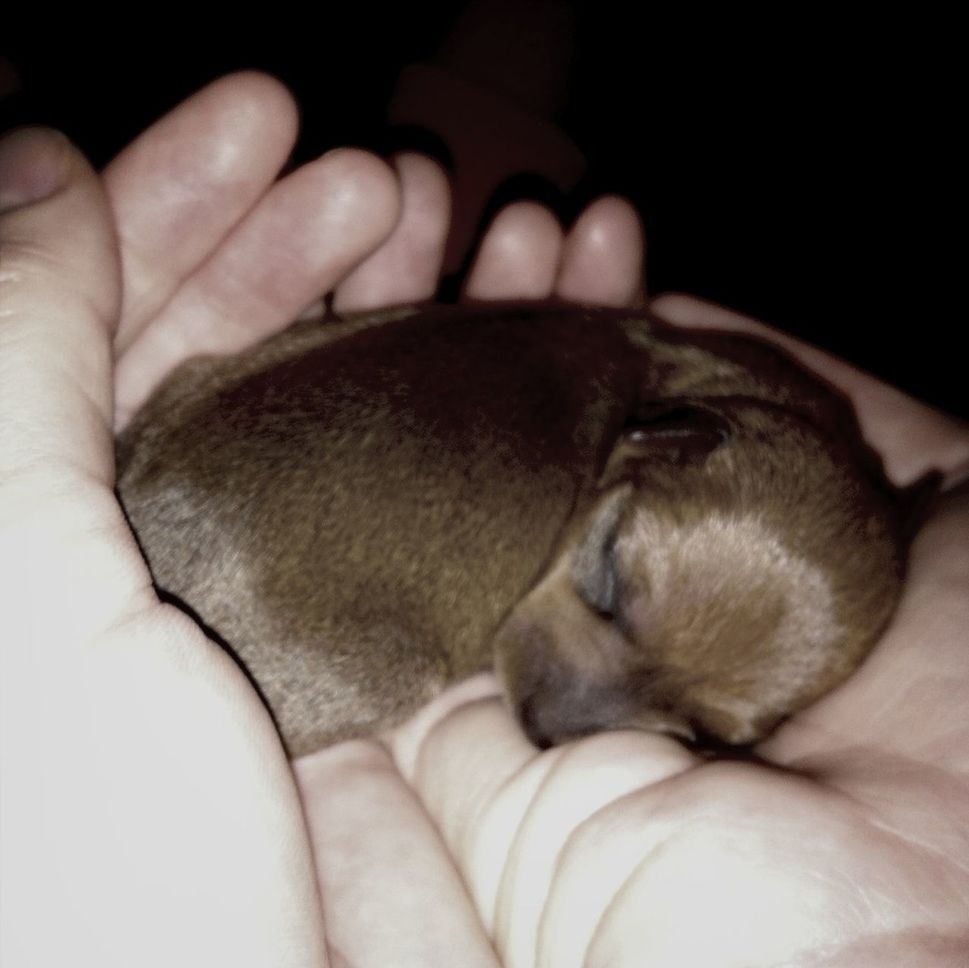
296,323 -> 969,966
1,76 -> 365,967
294,169 -> 969,968
326,296 -> 969,968
299,318 -> 969,968
300,35 -> 969,963
305,63 -> 969,967
0,70 -> 643,968
6,67 -> 966,968
297,312 -> 969,967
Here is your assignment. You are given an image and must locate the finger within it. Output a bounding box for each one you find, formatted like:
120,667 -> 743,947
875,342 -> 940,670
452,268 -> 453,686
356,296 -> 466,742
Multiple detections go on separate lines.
399,690 -> 696,968
333,153 -> 451,313
1,128 -> 118,449
464,201 -> 563,300
105,72 -> 299,351
555,195 -> 646,307
0,127 -> 117,480
389,672 -> 504,781
491,733 -> 695,967
651,293 -> 969,484
0,125 -> 153,640
400,695 -> 554,923
543,769 -> 827,968
0,130 -> 327,967
295,741 -> 500,968
114,149 -> 400,427
557,764 -> 969,968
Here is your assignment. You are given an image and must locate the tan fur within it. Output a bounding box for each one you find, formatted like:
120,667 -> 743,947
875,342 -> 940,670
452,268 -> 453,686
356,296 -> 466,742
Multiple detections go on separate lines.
116,304 -> 907,755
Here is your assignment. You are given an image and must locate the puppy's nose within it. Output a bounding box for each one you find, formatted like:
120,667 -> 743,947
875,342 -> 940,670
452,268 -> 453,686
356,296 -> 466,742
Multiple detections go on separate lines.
516,681 -> 632,750
517,683 -> 696,749
518,692 -> 559,750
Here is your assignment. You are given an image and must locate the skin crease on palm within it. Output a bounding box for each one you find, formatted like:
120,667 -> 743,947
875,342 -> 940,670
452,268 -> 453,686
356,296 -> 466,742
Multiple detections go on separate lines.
1,73 -> 968,968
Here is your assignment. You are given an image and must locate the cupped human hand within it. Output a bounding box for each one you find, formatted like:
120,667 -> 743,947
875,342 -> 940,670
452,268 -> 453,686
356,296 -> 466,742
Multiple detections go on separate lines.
296,279 -> 969,964
298,112 -> 969,968
0,70 -> 645,968
331,297 -> 969,968
6,68 -> 965,968
1,75 -> 372,968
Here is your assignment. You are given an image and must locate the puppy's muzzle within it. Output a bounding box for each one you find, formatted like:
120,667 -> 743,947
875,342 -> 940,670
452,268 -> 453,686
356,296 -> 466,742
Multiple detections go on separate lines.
514,663 -> 694,749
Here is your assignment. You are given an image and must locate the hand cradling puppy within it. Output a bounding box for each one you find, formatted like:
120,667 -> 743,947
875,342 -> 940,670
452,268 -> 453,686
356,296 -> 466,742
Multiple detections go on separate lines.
116,304 -> 908,757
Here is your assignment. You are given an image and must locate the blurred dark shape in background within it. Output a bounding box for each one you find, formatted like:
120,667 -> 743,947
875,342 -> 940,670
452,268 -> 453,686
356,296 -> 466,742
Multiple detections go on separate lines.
2,3 -> 961,416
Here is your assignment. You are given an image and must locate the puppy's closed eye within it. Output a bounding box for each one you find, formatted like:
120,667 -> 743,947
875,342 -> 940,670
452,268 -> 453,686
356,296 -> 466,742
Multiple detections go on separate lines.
572,487 -> 625,621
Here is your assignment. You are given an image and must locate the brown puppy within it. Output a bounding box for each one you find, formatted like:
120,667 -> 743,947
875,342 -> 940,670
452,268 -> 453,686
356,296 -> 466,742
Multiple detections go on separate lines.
116,304 -> 906,756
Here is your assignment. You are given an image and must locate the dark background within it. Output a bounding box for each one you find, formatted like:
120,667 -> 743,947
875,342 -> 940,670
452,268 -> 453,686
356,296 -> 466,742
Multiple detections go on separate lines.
3,7 -> 962,416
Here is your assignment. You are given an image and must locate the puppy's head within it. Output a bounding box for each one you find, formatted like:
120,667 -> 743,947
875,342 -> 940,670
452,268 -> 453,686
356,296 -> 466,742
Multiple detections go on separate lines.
494,398 -> 904,749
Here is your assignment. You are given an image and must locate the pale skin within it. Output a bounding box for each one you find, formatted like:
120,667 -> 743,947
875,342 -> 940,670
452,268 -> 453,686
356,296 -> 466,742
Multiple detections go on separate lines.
1,73 -> 968,968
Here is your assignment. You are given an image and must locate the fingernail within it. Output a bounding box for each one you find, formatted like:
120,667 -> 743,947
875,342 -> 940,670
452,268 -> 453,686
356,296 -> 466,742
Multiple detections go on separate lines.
0,127 -> 71,214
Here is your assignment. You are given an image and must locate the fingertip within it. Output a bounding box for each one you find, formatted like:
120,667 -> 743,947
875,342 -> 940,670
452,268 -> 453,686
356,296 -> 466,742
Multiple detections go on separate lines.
0,126 -> 119,327
317,147 -> 402,248
392,152 -> 452,266
106,71 -> 301,190
464,201 -> 563,300
649,292 -> 772,338
333,151 -> 451,312
556,195 -> 645,307
217,70 -> 301,148
388,674 -> 503,783
179,70 -> 301,154
649,291 -> 717,324
214,69 -> 300,119
393,151 -> 452,226
105,71 -> 306,350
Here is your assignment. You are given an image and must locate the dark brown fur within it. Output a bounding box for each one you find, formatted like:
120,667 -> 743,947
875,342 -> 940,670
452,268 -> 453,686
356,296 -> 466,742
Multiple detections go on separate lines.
116,304 -> 905,755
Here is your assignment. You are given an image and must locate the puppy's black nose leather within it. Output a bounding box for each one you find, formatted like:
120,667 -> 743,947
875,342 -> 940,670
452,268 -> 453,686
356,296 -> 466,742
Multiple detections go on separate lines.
517,680 -> 629,750
519,693 -> 557,750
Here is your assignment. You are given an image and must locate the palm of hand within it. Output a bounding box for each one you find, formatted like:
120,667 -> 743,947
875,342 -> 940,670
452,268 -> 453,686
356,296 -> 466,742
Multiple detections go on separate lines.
4,73 -> 966,967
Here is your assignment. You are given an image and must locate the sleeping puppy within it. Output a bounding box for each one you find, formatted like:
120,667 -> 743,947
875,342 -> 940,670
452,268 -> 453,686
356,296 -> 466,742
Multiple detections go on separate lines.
116,303 -> 906,756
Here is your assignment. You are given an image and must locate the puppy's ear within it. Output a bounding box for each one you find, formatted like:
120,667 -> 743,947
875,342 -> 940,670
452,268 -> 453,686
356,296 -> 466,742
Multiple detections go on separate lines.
600,401 -> 731,488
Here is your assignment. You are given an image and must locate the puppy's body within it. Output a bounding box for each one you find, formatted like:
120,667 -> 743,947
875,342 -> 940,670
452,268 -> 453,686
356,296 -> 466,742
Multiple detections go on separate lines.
117,305 -> 904,755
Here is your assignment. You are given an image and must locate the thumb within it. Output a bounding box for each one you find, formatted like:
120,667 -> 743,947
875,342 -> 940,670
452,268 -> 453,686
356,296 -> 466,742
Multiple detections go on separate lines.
0,132 -> 329,968
0,127 -> 120,480
0,128 -> 150,643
